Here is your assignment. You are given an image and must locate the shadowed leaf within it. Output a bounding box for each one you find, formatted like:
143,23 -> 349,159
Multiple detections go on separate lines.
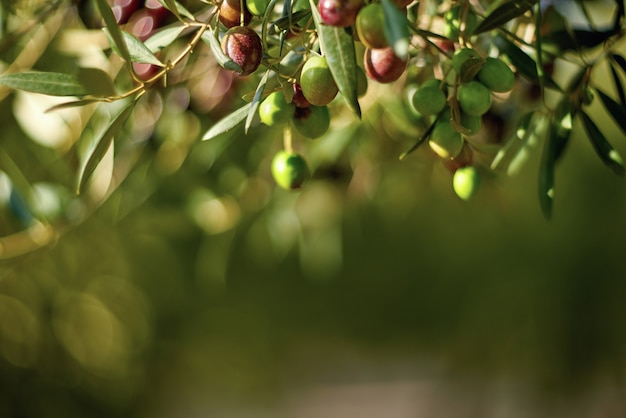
595,87 -> 626,134
474,0 -> 538,35
580,111 -> 625,176
381,0 -> 409,60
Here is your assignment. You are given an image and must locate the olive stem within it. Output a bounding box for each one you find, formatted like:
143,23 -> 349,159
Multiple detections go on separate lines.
283,125 -> 293,153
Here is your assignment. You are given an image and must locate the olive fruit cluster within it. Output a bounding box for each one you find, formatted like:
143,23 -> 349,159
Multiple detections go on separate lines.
317,0 -> 408,84
258,87 -> 332,189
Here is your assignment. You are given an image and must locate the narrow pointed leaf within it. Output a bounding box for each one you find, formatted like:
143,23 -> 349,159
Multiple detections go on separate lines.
595,88 -> 626,134
203,102 -> 253,140
77,67 -> 117,97
399,118 -> 438,160
144,25 -> 186,52
245,70 -> 271,133
158,0 -> 195,22
46,99 -> 104,112
77,101 -> 135,194
611,53 -> 626,75
381,0 -> 410,60
0,72 -> 89,96
538,122 -> 557,220
553,97 -> 574,161
609,56 -> 626,104
104,29 -> 165,66
473,0 -> 538,35
95,0 -> 132,67
494,34 -> 561,91
310,0 -> 361,118
201,31 -> 243,73
270,10 -> 311,33
580,111 -> 625,176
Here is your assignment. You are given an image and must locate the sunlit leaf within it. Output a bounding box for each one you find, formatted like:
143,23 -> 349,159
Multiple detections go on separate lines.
245,70 -> 271,134
202,102 -> 253,141
580,111 -> 625,176
158,0 -> 195,22
473,0 -> 538,35
77,68 -> 117,97
77,101 -> 135,194
553,97 -> 574,161
0,72 -> 89,96
104,29 -> 165,66
310,0 -> 361,118
144,25 -> 187,52
200,31 -> 243,74
490,111 -> 534,171
381,0 -> 409,60
595,87 -> 626,134
95,0 -> 132,69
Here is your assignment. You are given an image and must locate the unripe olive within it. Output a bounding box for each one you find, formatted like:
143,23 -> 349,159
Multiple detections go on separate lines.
452,47 -> 481,74
453,166 -> 480,200
364,47 -> 407,84
246,0 -> 270,16
411,83 -> 447,116
300,55 -> 339,106
318,0 -> 364,27
459,112 -> 481,136
292,105 -> 331,139
356,3 -> 388,49
477,57 -> 515,93
457,81 -> 492,116
221,26 -> 263,76
259,91 -> 295,126
271,151 -> 309,189
429,119 -> 464,159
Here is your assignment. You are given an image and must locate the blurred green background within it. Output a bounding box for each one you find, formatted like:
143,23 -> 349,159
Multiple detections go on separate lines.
1,0 -> 626,417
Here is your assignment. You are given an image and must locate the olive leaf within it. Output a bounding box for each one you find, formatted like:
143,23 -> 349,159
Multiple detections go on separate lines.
77,101 -> 135,194
309,0 -> 361,118
399,116 -> 439,160
494,34 -> 561,91
538,122 -> 557,220
246,70 -> 271,134
77,67 -> 117,97
200,31 -> 243,74
104,29 -> 165,66
0,72 -> 90,96
158,0 -> 195,22
202,102 -> 253,141
144,25 -> 187,52
595,87 -> 626,134
94,0 -> 132,71
381,0 -> 410,61
579,111 -> 625,176
269,10 -> 311,33
473,0 -> 538,35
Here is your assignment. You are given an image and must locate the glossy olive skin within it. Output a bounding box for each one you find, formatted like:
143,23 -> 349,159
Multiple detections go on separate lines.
457,81 -> 492,117
453,166 -> 480,200
300,55 -> 339,106
259,91 -> 296,126
221,26 -> 263,76
364,47 -> 407,84
292,105 -> 330,139
271,151 -> 309,190
477,57 -> 515,92
219,0 -> 252,28
356,3 -> 388,49
318,0 -> 364,27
